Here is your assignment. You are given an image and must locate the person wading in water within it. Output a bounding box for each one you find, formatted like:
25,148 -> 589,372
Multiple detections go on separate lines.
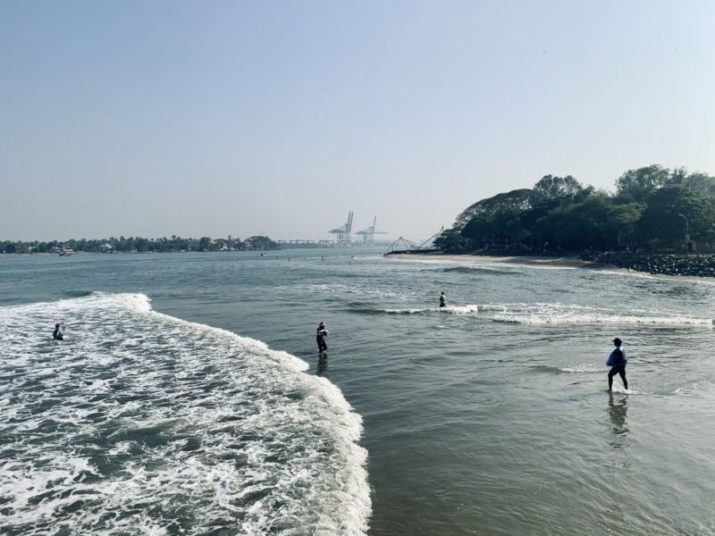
607,337 -> 628,392
52,323 -> 64,341
316,321 -> 328,353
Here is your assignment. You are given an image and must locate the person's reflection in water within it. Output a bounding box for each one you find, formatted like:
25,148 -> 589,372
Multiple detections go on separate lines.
317,354 -> 328,376
607,393 -> 629,448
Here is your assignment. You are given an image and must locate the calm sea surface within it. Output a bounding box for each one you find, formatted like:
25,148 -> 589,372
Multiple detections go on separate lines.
1,249 -> 714,535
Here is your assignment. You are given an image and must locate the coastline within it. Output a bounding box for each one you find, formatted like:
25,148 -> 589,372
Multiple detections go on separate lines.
387,252 -> 597,269
387,251 -> 715,278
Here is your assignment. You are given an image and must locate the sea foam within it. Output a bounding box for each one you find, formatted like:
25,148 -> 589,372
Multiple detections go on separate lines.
0,292 -> 371,535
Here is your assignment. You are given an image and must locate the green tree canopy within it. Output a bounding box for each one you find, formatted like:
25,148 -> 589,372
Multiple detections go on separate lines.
638,187 -> 715,248
455,188 -> 534,229
532,175 -> 590,206
437,164 -> 715,255
615,164 -> 670,203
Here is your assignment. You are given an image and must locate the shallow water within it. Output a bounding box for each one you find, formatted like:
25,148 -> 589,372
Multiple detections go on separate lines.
1,250 -> 714,535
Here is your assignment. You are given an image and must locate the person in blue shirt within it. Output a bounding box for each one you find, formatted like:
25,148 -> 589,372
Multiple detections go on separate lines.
607,337 -> 628,392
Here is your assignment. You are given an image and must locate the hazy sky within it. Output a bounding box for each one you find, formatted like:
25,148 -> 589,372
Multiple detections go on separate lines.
2,0 -> 714,242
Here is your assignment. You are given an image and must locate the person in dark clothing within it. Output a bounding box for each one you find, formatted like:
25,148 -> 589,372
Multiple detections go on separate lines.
439,291 -> 446,308
316,321 -> 328,353
53,323 -> 64,340
607,337 -> 628,392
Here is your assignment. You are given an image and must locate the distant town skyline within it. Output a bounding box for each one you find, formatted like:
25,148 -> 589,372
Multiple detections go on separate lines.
2,0 -> 714,242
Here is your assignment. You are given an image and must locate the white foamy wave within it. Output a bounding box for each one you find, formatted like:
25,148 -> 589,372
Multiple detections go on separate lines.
383,307 -> 428,314
442,304 -> 479,315
0,292 -> 370,535
485,302 -> 713,327
0,291 -> 152,320
495,313 -> 713,326
610,387 -> 647,395
382,304 -> 479,315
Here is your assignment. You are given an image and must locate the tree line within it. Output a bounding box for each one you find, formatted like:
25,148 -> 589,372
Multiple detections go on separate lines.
0,235 -> 278,254
435,165 -> 715,254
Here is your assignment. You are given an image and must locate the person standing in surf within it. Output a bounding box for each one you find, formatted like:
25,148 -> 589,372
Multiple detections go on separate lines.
52,323 -> 63,340
607,337 -> 628,392
439,291 -> 446,308
316,321 -> 328,353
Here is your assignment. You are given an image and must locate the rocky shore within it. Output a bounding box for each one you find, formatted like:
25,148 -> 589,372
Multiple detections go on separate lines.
580,252 -> 715,278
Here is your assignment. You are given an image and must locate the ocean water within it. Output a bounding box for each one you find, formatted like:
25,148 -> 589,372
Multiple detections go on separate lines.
1,250 -> 714,535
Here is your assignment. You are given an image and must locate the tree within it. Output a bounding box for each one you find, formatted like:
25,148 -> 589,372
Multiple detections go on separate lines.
438,164 -> 715,255
638,187 -> 715,249
454,188 -> 533,230
532,175 -> 587,205
434,228 -> 471,253
244,236 -> 278,250
606,202 -> 645,250
198,237 -> 212,251
666,168 -> 715,197
615,165 -> 670,203
530,195 -> 614,251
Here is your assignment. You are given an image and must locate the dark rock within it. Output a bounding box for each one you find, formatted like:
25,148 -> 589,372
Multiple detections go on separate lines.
580,252 -> 715,278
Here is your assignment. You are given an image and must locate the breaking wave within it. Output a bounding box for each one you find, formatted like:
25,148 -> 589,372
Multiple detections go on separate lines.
349,305 -> 480,316
489,303 -> 713,326
0,292 -> 370,535
347,301 -> 712,327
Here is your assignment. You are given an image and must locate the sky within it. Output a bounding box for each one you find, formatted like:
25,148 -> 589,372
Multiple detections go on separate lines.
2,0 -> 714,242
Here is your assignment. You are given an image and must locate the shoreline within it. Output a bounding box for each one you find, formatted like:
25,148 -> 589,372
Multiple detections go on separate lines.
387,251 -> 715,278
387,252 -> 598,269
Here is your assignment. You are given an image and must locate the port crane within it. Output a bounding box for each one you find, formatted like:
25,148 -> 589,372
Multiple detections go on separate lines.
355,216 -> 387,246
329,211 -> 354,246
